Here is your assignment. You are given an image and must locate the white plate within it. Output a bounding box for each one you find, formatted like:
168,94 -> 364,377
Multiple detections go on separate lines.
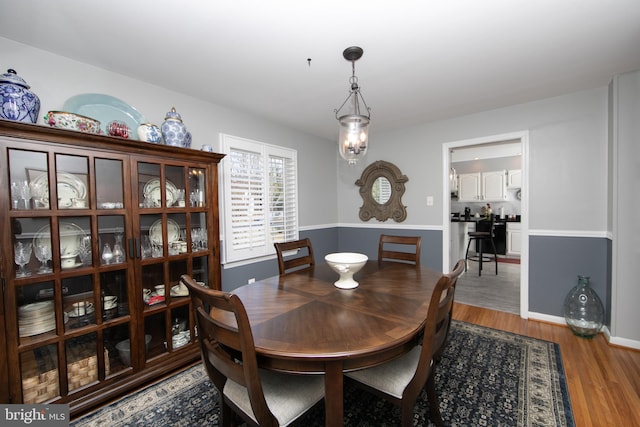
149,219 -> 181,247
143,178 -> 178,207
63,93 -> 146,139
30,171 -> 87,208
34,222 -> 86,258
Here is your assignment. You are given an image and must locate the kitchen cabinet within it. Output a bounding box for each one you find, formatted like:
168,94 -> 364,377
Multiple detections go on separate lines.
0,120 -> 223,415
507,222 -> 521,256
458,170 -> 507,202
507,169 -> 522,188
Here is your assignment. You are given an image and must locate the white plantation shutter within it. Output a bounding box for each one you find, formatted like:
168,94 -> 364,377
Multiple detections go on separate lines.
222,134 -> 298,263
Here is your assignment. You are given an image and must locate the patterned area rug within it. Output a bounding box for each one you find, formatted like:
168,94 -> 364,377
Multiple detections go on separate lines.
72,321 -> 574,426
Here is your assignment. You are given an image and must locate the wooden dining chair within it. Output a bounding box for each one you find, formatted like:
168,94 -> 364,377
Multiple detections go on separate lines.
181,275 -> 324,427
273,238 -> 315,275
378,234 -> 422,265
345,259 -> 465,427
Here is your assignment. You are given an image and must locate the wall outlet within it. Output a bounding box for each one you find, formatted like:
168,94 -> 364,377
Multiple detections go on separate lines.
248,278 -> 255,284
426,196 -> 434,206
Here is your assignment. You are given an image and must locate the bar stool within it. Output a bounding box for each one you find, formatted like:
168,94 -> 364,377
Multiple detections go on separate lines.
464,218 -> 498,276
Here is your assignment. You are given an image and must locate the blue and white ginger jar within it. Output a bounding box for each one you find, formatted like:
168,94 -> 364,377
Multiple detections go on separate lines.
0,69 -> 40,123
161,107 -> 191,147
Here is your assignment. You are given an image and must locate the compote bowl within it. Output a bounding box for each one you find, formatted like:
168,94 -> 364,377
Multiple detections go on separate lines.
324,252 -> 368,289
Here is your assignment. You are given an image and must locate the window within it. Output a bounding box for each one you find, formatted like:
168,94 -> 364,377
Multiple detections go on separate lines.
221,134 -> 298,263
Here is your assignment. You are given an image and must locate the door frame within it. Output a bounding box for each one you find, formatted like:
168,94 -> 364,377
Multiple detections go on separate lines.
442,130 -> 530,319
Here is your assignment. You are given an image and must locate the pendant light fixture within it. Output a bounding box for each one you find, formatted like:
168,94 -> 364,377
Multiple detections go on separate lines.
334,46 -> 371,165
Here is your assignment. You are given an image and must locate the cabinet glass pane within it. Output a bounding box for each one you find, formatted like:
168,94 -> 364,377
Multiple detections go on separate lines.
13,217 -> 52,278
105,324 -> 131,371
138,162 -> 161,208
140,214 -> 163,258
55,154 -> 89,209
58,216 -> 90,271
168,259 -> 187,291
188,167 -> 206,207
145,313 -> 167,360
192,255 -> 209,286
16,281 -> 57,344
166,165 -> 186,208
62,275 -> 95,331
190,212 -> 208,251
21,344 -> 59,403
168,213 -> 187,255
95,158 -> 124,209
100,270 -> 129,320
8,149 -> 48,210
66,333 -> 99,392
170,306 -> 190,350
98,216 -> 126,265
142,263 -> 165,308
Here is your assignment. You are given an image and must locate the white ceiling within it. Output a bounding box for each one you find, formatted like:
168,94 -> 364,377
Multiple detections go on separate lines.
2,1 -> 639,141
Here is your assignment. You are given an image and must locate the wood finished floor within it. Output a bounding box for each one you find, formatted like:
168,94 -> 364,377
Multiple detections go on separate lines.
455,260 -> 520,314
453,303 -> 640,426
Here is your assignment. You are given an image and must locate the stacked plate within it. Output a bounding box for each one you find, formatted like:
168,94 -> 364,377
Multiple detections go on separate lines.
18,301 -> 56,337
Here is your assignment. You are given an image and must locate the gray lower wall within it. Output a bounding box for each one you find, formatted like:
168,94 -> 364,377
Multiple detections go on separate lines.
221,228 -> 611,324
529,235 -> 609,321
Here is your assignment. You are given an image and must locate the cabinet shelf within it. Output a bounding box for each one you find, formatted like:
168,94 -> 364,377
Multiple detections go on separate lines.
0,120 -> 222,414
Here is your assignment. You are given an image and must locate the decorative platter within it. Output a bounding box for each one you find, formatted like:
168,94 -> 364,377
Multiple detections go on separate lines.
29,171 -> 87,209
149,218 -> 181,247
143,178 -> 178,207
63,93 -> 146,139
34,222 -> 86,258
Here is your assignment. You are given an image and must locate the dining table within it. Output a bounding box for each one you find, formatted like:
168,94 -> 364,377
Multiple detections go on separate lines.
229,260 -> 443,427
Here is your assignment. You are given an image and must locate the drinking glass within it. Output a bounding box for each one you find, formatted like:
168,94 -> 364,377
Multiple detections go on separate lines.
34,244 -> 52,273
14,242 -> 32,277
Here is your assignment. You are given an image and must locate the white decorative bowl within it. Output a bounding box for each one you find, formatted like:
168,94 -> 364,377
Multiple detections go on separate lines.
325,252 -> 368,289
116,334 -> 152,365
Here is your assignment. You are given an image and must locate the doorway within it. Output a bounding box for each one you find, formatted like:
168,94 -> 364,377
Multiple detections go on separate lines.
442,131 -> 529,319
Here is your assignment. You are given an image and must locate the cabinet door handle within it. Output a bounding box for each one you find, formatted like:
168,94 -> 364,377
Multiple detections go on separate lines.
130,238 -> 137,259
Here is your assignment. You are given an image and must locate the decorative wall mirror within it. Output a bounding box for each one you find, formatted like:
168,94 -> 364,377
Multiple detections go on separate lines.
355,160 -> 408,222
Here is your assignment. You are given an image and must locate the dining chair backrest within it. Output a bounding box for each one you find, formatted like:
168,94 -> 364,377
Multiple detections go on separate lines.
431,259 -> 465,362
181,275 -> 279,426
274,238 -> 315,275
378,234 -> 422,265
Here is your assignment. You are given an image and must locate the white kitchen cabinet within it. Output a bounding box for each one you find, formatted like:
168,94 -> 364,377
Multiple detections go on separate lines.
457,173 -> 481,201
507,169 -> 522,188
507,222 -> 521,256
458,170 -> 507,202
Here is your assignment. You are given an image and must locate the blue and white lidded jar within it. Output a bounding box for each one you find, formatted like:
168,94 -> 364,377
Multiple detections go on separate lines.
0,69 -> 41,123
161,107 -> 190,147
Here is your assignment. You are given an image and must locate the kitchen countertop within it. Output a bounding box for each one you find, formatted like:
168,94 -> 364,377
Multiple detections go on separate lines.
452,217 -> 520,223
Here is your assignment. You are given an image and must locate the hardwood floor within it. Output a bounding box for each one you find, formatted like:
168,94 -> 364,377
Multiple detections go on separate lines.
453,302 -> 640,426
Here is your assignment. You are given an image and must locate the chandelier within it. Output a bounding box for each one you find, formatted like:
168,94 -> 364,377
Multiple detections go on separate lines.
334,46 -> 371,165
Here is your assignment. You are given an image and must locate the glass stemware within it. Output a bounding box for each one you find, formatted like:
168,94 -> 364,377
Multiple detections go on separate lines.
78,236 -> 92,266
101,243 -> 113,265
14,242 -> 32,277
34,244 -> 52,273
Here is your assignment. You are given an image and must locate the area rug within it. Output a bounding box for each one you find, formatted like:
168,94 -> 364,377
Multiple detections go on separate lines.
71,320 -> 574,426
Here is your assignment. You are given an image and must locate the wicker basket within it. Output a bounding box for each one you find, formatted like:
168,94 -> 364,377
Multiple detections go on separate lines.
21,342 -> 110,404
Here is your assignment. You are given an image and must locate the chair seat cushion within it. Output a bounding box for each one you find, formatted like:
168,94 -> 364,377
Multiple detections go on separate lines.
345,346 -> 424,399
224,369 -> 324,426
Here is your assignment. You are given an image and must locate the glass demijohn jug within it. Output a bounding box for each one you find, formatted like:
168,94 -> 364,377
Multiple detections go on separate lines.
563,275 -> 604,338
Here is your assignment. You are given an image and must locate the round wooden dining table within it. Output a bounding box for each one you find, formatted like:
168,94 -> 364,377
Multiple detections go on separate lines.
230,260 -> 442,427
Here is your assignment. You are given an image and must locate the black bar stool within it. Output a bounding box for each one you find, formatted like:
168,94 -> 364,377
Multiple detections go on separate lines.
464,218 -> 498,276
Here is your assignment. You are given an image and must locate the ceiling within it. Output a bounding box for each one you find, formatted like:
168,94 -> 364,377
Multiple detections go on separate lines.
2,1 -> 639,141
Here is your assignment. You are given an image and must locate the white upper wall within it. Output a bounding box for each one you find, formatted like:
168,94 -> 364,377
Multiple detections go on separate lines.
1,37 -> 338,229
337,85 -> 608,233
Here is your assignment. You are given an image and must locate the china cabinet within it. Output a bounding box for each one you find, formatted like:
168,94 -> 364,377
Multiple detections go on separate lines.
0,120 -> 223,415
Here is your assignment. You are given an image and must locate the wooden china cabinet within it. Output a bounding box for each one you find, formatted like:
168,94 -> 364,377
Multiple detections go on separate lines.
0,120 -> 223,416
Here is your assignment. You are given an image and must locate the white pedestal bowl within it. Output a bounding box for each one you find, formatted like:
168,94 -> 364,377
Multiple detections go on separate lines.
325,252 -> 368,289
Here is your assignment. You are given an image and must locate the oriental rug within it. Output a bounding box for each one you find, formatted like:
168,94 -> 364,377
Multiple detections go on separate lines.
71,320 -> 574,426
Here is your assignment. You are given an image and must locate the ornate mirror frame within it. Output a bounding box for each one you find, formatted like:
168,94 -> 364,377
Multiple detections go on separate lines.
355,160 -> 408,222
